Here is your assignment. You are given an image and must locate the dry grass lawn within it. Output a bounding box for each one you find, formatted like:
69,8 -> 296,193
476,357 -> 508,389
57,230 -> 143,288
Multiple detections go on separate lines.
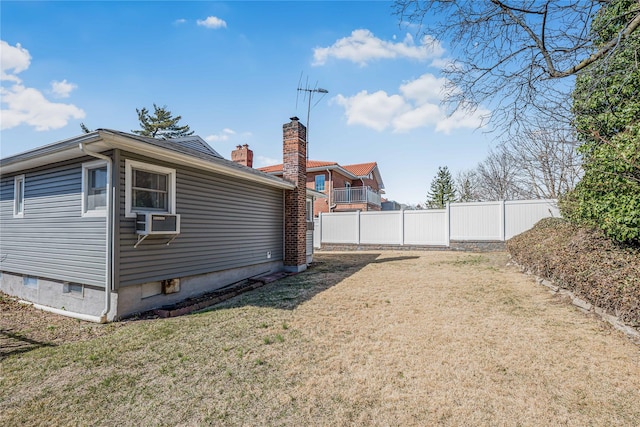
1,251 -> 640,426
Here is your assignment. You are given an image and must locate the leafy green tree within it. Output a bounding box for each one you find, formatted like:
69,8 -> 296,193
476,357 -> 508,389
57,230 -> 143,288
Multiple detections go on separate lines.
133,104 -> 194,139
427,166 -> 456,208
562,0 -> 640,244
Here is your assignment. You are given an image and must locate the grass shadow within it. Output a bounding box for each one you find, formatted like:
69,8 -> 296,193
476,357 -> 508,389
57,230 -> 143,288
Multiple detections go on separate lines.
203,253 -> 422,312
0,328 -> 55,359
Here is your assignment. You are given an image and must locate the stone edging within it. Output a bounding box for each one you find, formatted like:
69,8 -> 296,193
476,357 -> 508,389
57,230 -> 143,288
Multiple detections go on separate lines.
510,261 -> 640,344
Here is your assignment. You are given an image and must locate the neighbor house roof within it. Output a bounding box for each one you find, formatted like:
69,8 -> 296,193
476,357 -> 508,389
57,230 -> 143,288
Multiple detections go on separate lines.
343,162 -> 377,177
259,160 -> 384,189
1,129 -> 294,190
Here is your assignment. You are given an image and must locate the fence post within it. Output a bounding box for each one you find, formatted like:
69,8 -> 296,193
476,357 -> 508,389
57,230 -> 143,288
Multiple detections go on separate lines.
499,200 -> 506,241
318,212 -> 322,247
400,209 -> 405,246
445,202 -> 451,247
356,210 -> 361,245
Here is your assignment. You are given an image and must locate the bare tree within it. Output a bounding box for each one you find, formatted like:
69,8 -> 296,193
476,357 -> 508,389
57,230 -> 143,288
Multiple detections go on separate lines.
455,169 -> 481,202
504,120 -> 582,198
394,0 -> 640,132
475,146 -> 528,200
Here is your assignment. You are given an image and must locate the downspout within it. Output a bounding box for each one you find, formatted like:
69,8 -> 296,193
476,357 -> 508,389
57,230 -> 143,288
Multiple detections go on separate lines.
328,169 -> 336,211
79,143 -> 113,323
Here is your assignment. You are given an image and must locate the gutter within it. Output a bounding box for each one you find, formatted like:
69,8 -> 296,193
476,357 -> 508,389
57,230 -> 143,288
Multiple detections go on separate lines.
79,143 -> 113,323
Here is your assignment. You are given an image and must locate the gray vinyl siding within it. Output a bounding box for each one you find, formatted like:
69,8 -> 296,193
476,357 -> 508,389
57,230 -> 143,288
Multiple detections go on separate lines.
0,159 -> 107,287
117,153 -> 284,287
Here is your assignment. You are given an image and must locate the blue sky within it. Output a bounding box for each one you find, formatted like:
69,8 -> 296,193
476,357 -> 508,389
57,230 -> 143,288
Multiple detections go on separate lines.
1,1 -> 496,205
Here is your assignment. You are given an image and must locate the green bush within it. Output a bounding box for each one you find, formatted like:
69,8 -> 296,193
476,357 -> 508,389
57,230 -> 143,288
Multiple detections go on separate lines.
565,0 -> 640,244
507,218 -> 640,326
560,123 -> 640,244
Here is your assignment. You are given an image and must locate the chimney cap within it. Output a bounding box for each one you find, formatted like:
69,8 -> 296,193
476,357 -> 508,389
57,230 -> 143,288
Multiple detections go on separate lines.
290,116 -> 300,122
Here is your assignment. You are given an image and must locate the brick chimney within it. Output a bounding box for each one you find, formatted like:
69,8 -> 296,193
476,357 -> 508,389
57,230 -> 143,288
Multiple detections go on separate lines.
231,144 -> 253,168
282,117 -> 307,272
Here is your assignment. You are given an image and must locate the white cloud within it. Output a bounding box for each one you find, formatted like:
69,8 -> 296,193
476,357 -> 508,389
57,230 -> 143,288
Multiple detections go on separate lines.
0,40 -> 85,131
205,128 -> 238,142
197,16 -> 227,29
1,84 -> 85,131
254,155 -> 280,169
435,107 -> 491,134
313,29 -> 444,66
333,90 -> 407,131
51,79 -> 77,98
174,18 -> 187,25
1,40 -> 31,82
333,73 -> 490,134
399,74 -> 449,105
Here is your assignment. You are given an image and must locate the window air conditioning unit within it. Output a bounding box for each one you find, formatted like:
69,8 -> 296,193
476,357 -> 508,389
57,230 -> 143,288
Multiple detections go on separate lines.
136,213 -> 180,235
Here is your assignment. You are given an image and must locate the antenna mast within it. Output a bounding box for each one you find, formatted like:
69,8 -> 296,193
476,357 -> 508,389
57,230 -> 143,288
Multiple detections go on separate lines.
296,76 -> 328,160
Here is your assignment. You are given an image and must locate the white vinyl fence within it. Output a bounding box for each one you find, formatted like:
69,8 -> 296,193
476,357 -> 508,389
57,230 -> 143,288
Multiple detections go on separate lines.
314,199 -> 559,248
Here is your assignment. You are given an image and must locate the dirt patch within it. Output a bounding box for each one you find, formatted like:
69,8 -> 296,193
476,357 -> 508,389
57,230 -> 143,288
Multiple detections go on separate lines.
0,293 -> 126,359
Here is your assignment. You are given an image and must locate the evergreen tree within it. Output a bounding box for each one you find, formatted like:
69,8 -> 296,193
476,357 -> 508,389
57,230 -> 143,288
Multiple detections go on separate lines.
561,0 -> 640,243
133,104 -> 194,139
426,166 -> 456,209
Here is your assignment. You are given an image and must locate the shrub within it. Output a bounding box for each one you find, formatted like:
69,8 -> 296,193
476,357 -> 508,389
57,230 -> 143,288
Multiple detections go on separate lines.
507,218 -> 640,326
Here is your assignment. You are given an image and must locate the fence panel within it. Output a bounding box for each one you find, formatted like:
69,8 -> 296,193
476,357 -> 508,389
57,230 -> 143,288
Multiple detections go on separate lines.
316,199 -> 559,247
360,211 -> 402,244
450,201 -> 502,240
505,199 -> 560,239
321,212 -> 359,243
403,210 -> 448,245
313,218 -> 321,248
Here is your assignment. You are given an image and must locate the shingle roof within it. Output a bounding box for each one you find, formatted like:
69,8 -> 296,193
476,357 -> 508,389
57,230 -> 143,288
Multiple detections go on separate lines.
1,129 -> 293,190
103,130 -> 223,161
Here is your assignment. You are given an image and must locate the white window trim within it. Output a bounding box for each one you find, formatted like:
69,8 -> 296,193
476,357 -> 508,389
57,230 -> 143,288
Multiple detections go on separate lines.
82,160 -> 108,217
125,159 -> 176,218
315,174 -> 326,192
306,198 -> 313,222
13,174 -> 25,218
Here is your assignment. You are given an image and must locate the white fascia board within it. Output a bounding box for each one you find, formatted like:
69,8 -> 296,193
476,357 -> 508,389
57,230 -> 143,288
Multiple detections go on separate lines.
0,133 -> 107,175
306,188 -> 327,199
307,165 -> 358,180
99,132 -> 295,190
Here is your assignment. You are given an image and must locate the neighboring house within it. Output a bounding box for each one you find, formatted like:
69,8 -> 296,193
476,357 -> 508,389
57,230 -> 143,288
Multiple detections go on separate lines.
381,199 -> 402,211
0,117 -> 320,322
259,159 -> 385,216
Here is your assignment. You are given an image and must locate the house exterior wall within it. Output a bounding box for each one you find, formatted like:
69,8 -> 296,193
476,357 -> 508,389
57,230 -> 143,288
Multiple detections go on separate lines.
306,169 -> 383,215
307,170 -> 331,215
0,158 -> 107,288
116,151 -> 285,289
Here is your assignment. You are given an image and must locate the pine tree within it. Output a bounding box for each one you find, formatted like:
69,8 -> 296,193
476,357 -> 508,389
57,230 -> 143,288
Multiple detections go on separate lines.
133,104 -> 194,139
426,166 -> 457,209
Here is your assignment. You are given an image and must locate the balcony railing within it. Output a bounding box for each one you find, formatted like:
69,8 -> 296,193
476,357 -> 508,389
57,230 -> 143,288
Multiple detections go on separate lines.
333,186 -> 381,206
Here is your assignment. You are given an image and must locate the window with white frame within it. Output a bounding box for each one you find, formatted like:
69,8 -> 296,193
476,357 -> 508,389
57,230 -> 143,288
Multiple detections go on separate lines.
315,174 -> 325,192
82,160 -> 108,215
306,199 -> 313,221
125,160 -> 176,217
14,175 -> 25,218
